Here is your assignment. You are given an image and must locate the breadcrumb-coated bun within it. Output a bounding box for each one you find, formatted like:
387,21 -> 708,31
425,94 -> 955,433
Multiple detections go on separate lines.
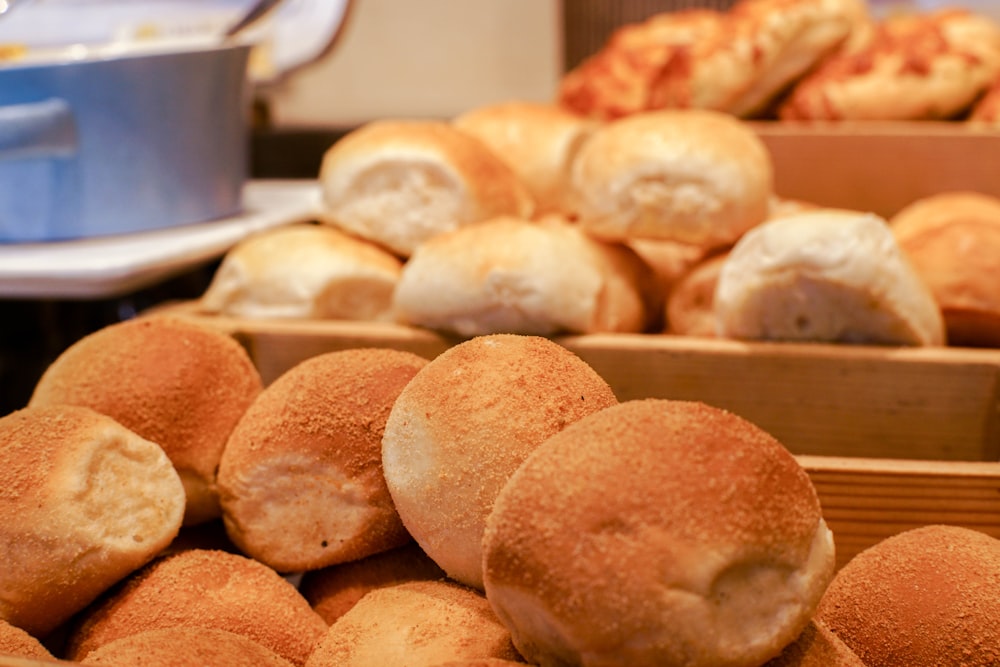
304,581 -> 522,667
80,627 -> 294,667
381,334 -> 618,590
200,223 -> 403,322
218,348 -> 427,573
482,399 -> 835,667
569,109 -> 772,249
318,120 -> 535,257
0,619 -> 56,661
0,405 -> 185,638
29,316 -> 263,525
763,619 -> 866,666
299,542 -> 446,625
817,525 -> 1000,667
64,549 -> 327,666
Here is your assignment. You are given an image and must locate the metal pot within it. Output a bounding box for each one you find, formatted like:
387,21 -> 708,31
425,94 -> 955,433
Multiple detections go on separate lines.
0,41 -> 251,243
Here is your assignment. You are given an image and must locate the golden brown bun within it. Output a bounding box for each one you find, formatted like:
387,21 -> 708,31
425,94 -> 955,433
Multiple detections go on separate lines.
0,619 -> 56,661
763,619 -> 866,667
29,316 -> 263,525
318,120 -> 535,257
890,192 -> 1000,346
64,549 -> 328,666
0,405 -> 185,639
200,223 -> 403,321
780,9 -> 1000,120
452,101 -> 599,216
665,250 -> 729,337
304,581 -> 522,667
817,525 -> 1000,667
715,209 -> 946,345
382,334 -> 618,590
299,542 -> 446,625
569,109 -> 773,249
482,399 -> 835,667
217,348 -> 427,573
391,216 -> 662,337
79,627 -> 294,667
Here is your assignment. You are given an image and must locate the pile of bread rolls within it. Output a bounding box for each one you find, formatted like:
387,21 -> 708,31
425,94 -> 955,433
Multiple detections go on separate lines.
198,89 -> 1000,348
3,314 -> 1000,666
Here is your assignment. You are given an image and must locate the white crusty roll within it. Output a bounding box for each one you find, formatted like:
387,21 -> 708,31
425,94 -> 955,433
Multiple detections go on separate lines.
381,334 -> 618,590
0,405 -> 185,638
217,348 -> 427,573
569,109 -> 773,249
65,548 -> 328,666
318,120 -> 535,257
452,101 -> 599,217
816,525 -> 1000,667
482,399 -> 836,667
305,581 -> 522,667
714,209 -> 946,345
29,316 -> 263,526
392,215 -> 661,337
200,223 -> 403,321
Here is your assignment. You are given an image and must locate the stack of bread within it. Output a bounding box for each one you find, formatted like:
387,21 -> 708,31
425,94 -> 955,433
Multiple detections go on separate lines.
4,311 -> 1000,666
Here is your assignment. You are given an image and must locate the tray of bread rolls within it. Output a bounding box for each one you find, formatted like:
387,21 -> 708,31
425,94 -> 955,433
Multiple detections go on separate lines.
6,1 -> 1000,665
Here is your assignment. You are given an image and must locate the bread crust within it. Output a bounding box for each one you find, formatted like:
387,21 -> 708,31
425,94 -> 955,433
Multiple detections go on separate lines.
763,619 -> 866,667
0,618 -> 56,660
29,316 -> 262,525
570,109 -> 772,249
217,348 -> 427,572
482,399 -> 835,667
0,405 -> 185,638
318,120 -> 535,257
80,627 -> 295,667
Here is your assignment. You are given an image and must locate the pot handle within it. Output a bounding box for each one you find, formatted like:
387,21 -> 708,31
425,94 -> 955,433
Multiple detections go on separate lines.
0,98 -> 77,161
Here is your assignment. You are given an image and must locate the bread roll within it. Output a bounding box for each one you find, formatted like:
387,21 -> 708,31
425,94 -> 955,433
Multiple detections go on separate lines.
714,209 -> 946,345
569,109 -> 772,249
318,120 -> 535,257
80,627 -> 294,667
816,525 -> 1000,667
299,542 -> 446,625
29,316 -> 263,525
391,215 -> 661,337
0,405 -> 185,638
381,334 -> 618,590
890,190 -> 1000,242
482,399 -> 835,667
217,348 -> 427,573
304,581 -> 522,667
763,619 -> 866,667
0,619 -> 56,661
64,549 -> 328,666
969,74 -> 1000,123
452,101 -> 598,217
199,223 -> 403,321
780,9 -> 1000,120
665,250 -> 729,337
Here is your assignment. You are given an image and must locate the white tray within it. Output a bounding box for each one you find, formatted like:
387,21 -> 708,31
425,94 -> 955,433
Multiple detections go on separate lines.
0,179 -> 321,299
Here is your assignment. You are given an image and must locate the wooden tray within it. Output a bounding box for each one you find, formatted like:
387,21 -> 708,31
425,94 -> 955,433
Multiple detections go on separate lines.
152,302 -> 1000,570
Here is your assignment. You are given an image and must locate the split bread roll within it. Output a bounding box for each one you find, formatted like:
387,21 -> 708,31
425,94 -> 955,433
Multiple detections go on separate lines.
304,581 -> 522,667
318,120 -> 535,257
816,525 -> 1000,667
80,627 -> 294,667
381,334 -> 618,590
64,548 -> 328,666
780,8 -> 1000,120
299,542 -> 446,625
200,223 -> 403,322
217,348 -> 427,573
0,405 -> 185,639
482,399 -> 835,667
889,192 -> 1000,346
391,216 -> 661,337
29,316 -> 263,525
714,209 -> 946,345
569,109 -> 773,249
451,101 -> 599,217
